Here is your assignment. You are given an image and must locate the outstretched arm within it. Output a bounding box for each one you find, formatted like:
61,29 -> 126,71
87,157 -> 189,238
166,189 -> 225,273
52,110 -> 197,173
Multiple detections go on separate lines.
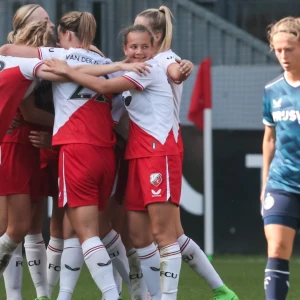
44,59 -> 136,94
71,61 -> 151,77
0,44 -> 39,58
36,64 -> 69,82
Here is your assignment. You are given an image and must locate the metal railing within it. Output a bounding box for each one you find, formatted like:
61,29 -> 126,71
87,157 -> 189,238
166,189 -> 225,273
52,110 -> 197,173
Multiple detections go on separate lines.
0,0 -> 277,65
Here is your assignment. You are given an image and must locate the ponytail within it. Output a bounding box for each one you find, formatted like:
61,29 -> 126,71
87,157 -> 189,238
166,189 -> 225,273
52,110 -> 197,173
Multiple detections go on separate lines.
59,11 -> 96,49
136,5 -> 174,53
78,12 -> 96,49
157,6 -> 173,53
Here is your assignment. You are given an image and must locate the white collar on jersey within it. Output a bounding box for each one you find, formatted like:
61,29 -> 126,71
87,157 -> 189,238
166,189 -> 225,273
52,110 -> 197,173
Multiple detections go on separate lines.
284,71 -> 300,88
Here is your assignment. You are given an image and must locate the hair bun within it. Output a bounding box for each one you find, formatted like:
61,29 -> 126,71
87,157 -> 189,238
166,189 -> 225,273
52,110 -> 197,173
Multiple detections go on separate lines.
158,6 -> 165,13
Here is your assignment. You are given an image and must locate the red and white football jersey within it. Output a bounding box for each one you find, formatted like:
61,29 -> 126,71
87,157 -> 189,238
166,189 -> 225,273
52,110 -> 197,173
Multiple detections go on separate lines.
155,50 -> 183,152
0,56 -> 42,142
38,47 -> 116,147
122,58 -> 178,159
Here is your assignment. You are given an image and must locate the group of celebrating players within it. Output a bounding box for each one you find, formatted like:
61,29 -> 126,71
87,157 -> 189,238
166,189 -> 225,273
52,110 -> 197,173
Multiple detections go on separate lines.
0,3 -> 238,300
2,3 -> 300,300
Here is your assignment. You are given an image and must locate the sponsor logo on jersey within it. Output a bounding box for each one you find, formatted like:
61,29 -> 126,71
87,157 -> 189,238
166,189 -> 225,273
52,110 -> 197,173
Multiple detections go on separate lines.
150,173 -> 162,187
263,193 -> 275,210
272,98 -> 282,108
272,110 -> 300,123
151,189 -> 162,197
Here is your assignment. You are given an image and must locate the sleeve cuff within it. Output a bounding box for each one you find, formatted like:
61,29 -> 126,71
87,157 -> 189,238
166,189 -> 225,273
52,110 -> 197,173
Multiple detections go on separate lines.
263,119 -> 276,127
122,75 -> 144,91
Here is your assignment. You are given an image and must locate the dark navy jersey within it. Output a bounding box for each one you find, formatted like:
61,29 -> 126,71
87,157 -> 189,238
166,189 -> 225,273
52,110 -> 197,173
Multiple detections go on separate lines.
263,73 -> 300,194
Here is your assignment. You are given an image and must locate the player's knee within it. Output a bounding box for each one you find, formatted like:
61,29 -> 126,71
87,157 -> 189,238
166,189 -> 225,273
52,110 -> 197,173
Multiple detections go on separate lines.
7,222 -> 30,243
268,240 -> 292,259
129,230 -> 153,249
152,226 -> 177,248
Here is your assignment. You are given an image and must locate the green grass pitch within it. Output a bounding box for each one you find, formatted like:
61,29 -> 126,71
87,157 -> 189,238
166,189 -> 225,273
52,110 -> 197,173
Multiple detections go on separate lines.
1,255 -> 300,299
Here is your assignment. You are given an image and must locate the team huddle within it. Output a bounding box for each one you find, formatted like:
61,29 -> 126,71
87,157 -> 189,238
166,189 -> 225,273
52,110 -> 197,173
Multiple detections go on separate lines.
0,3 -> 241,300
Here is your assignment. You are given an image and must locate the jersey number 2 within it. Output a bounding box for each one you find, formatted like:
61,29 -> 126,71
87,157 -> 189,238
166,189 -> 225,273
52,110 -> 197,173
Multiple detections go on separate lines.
69,85 -> 92,100
69,85 -> 109,103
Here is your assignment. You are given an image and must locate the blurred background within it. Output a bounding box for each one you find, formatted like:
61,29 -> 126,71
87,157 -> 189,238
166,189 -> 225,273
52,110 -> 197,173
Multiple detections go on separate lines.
1,0 -> 300,255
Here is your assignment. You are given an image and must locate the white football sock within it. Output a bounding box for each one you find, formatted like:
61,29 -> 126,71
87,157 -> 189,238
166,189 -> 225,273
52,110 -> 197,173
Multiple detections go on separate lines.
82,236 -> 119,299
4,243 -> 23,300
102,230 -> 130,288
178,234 -> 223,289
113,266 -> 122,298
47,236 -> 64,297
127,248 -> 148,300
24,234 -> 48,298
160,242 -> 182,300
136,243 -> 162,300
0,233 -> 18,277
57,238 -> 84,300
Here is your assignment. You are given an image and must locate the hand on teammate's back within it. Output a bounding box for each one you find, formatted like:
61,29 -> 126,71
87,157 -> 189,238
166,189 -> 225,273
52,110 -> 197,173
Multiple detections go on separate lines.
9,115 -> 25,129
29,131 -> 52,148
43,58 -> 69,76
175,58 -> 194,77
119,62 -> 152,76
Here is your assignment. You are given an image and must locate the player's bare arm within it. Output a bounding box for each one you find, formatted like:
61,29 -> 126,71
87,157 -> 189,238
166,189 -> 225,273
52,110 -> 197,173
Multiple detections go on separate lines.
20,93 -> 54,127
44,58 -> 151,77
0,44 -> 39,58
37,64 -> 69,82
44,58 -> 136,94
261,125 -> 276,202
167,58 -> 194,82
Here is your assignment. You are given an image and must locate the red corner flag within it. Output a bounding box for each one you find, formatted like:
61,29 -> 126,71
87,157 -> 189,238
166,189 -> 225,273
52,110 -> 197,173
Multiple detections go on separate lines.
187,58 -> 212,130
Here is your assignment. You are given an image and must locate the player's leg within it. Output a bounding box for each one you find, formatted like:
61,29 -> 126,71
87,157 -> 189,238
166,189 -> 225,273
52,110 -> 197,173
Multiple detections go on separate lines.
126,158 -> 162,300
46,159 -> 64,297
0,143 -> 33,276
25,197 -> 48,299
118,210 -> 149,300
0,196 -> 8,236
99,197 -> 131,297
57,214 -> 83,300
1,196 -> 24,300
146,155 -> 184,300
175,208 -> 238,300
147,202 -> 182,300
47,196 -> 64,297
127,210 -> 160,300
0,194 -> 31,277
262,189 -> 297,300
4,243 -> 23,300
59,144 -> 119,299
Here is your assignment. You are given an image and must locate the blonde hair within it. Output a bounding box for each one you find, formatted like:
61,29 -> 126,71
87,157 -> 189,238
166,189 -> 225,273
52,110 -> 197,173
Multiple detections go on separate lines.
268,17 -> 300,49
7,4 -> 41,43
14,20 -> 50,47
136,6 -> 174,53
59,11 -> 96,50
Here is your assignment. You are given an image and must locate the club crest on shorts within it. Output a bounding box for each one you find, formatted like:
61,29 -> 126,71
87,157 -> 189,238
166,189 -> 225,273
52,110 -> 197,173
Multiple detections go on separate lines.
150,173 -> 162,187
263,193 -> 275,210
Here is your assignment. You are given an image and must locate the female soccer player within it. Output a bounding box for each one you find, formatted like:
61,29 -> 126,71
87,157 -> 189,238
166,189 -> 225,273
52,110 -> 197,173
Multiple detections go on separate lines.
134,6 -> 238,300
261,16 -> 300,300
0,11 -> 151,300
44,24 -> 183,300
0,5 -> 57,300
